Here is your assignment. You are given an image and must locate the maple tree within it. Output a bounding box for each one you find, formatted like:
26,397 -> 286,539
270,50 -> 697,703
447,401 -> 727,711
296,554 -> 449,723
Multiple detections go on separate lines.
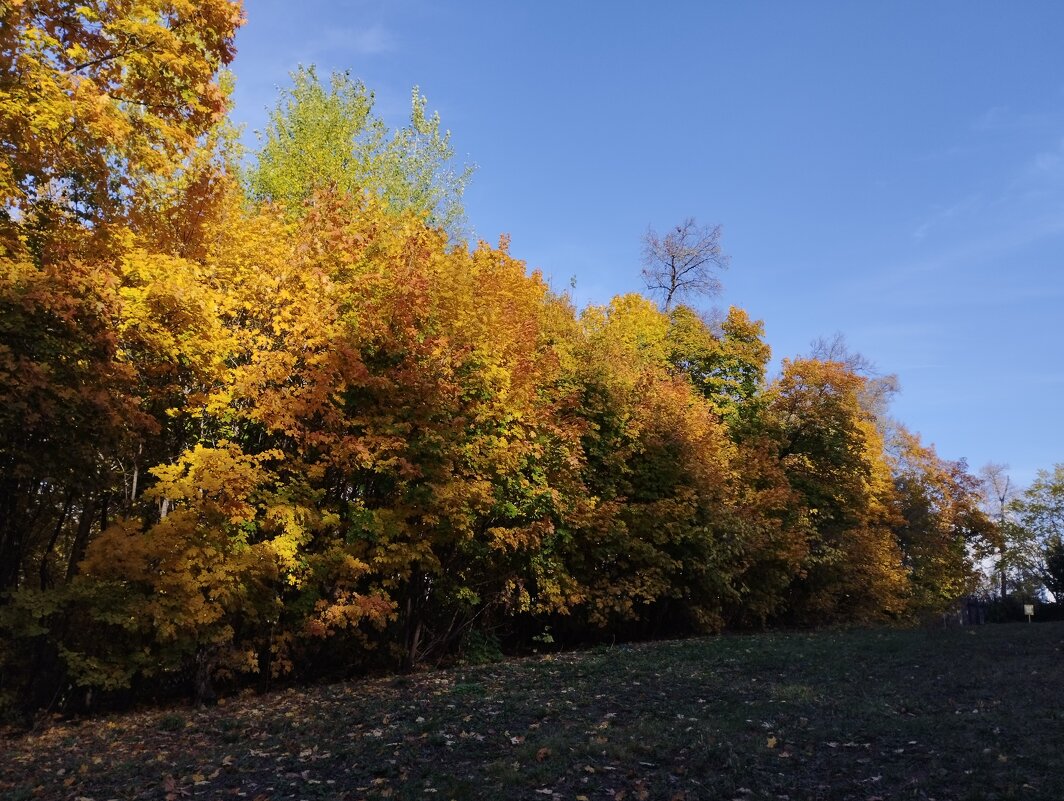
666,304 -> 771,423
564,294 -> 737,633
0,0 -> 242,232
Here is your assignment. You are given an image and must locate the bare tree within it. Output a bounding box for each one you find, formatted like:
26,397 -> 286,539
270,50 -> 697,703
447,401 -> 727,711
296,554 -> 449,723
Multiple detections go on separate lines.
809,332 -> 900,424
810,332 -> 878,374
979,462 -> 1019,599
641,218 -> 728,310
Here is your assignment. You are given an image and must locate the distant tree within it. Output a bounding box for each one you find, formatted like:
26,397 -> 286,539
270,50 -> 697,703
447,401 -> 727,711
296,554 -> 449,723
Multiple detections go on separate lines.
1014,464 -> 1064,599
1044,538 -> 1064,600
641,218 -> 728,311
979,463 -> 1018,598
1016,465 -> 1064,541
891,429 -> 987,617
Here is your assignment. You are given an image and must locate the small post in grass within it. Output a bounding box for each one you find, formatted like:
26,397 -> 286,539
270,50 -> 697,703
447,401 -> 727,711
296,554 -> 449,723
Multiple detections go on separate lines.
1024,603 -> 1034,623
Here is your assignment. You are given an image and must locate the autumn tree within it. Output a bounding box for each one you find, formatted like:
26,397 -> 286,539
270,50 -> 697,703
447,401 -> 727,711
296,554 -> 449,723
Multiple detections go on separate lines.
766,358 -> 907,622
562,295 -> 739,634
0,0 -> 243,598
666,304 -> 771,423
3,0 -> 1045,715
0,0 -> 242,232
809,333 -> 899,426
641,218 -> 728,311
890,429 -> 988,617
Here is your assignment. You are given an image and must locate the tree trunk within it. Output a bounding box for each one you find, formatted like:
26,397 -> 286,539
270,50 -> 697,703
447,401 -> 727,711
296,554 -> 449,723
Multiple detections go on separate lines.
0,480 -> 25,592
999,547 -> 1007,599
194,647 -> 217,706
65,499 -> 97,581
40,492 -> 75,589
404,565 -> 424,669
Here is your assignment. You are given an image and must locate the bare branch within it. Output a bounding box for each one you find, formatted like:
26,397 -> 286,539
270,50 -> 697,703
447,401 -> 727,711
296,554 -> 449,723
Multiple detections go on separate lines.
810,332 -> 879,376
641,217 -> 728,310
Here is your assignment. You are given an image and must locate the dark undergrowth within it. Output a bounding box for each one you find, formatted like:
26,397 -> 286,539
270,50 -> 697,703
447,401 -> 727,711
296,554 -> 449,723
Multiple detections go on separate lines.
3,622 -> 1062,801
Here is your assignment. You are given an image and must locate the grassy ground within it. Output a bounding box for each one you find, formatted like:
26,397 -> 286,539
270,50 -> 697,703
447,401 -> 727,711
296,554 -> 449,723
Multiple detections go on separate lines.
2,622 -> 1062,801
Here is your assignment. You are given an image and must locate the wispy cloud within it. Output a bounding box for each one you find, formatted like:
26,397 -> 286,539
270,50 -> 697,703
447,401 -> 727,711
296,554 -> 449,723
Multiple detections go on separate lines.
1031,137 -> 1064,176
913,194 -> 984,241
346,23 -> 395,55
295,22 -> 397,62
973,104 -> 1062,133
862,211 -> 1064,303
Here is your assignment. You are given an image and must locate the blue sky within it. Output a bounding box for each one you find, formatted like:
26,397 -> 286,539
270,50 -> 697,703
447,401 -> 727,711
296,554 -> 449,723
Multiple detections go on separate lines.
230,1 -> 1064,486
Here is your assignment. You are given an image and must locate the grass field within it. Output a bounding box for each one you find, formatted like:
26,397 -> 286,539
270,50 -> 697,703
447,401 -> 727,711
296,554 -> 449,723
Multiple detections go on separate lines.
2,622 -> 1062,801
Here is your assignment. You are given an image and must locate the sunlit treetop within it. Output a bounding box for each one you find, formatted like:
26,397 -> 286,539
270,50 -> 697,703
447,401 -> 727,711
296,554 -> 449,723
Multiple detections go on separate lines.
0,0 -> 244,232
247,66 -> 475,241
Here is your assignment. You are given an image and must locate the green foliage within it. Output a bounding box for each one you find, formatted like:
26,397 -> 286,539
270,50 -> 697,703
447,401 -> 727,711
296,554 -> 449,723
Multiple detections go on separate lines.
666,304 -> 770,423
1015,464 -> 1064,597
461,630 -> 503,665
1016,465 -> 1064,543
248,66 -> 474,239
1044,537 -> 1064,599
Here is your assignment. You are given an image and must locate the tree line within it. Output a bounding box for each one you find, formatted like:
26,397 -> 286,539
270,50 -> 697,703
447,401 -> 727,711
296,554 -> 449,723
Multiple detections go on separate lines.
1,1 -> 1060,715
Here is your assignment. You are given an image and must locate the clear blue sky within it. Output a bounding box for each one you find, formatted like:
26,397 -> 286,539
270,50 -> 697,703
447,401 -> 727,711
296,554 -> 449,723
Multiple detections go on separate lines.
230,0 -> 1064,487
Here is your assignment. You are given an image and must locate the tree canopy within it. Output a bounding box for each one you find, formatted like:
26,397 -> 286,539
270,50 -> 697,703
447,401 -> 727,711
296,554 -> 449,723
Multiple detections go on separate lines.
0,3 -> 1040,717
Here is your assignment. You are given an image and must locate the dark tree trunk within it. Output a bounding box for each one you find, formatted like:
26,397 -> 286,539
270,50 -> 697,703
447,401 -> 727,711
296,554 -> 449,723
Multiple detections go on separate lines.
39,492 -> 75,589
65,498 -> 97,581
194,647 -> 218,706
404,565 -> 424,669
0,480 -> 25,593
